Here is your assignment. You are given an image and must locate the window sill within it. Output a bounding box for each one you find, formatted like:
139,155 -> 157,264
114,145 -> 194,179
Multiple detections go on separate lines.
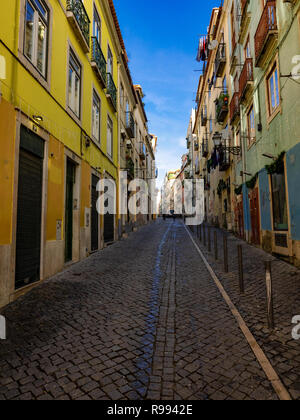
267,105 -> 281,126
18,52 -> 51,92
66,106 -> 82,127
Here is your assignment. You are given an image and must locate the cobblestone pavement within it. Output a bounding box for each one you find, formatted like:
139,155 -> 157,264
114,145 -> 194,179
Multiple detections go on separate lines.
0,219 -> 290,400
189,224 -> 300,400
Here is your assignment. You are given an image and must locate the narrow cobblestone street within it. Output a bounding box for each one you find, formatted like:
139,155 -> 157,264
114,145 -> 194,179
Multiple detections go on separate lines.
1,219 -> 298,400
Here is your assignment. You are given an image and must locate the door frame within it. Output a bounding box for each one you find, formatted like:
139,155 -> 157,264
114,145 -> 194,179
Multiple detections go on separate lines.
11,113 -> 49,299
63,148 -> 81,265
91,171 -> 101,252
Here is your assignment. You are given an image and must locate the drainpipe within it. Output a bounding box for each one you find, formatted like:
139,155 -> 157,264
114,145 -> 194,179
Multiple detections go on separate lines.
11,0 -> 20,105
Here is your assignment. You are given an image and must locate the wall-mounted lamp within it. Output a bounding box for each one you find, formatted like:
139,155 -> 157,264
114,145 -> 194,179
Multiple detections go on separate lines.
33,115 -> 43,123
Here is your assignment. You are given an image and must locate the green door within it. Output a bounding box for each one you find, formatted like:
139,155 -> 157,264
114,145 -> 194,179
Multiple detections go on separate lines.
65,160 -> 75,262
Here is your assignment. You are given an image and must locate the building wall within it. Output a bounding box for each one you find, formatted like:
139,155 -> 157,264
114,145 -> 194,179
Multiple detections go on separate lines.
0,0 -> 121,308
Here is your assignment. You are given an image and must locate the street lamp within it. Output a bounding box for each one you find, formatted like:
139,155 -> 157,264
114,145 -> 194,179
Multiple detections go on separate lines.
212,132 -> 241,156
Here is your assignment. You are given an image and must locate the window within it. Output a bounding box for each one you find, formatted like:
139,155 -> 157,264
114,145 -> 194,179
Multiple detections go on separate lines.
93,7 -> 101,44
92,90 -> 101,143
24,0 -> 49,77
271,173 -> 288,231
107,115 -> 113,158
267,64 -> 280,116
68,50 -> 81,118
245,37 -> 251,59
222,76 -> 227,93
209,116 -> 213,134
107,45 -> 113,76
247,105 -> 255,147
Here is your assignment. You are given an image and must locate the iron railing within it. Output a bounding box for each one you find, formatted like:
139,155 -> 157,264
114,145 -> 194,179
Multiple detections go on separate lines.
67,0 -> 90,47
202,135 -> 209,158
91,37 -> 106,86
254,0 -> 277,63
106,73 -> 117,110
216,91 -> 229,123
215,43 -> 226,77
239,58 -> 253,99
201,106 -> 208,126
126,111 -> 135,138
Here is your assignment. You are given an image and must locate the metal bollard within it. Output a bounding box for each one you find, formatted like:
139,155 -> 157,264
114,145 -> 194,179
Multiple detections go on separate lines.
203,224 -> 206,247
208,226 -> 211,252
199,224 -> 202,242
214,231 -> 218,260
223,233 -> 228,273
265,261 -> 275,330
237,245 -> 244,293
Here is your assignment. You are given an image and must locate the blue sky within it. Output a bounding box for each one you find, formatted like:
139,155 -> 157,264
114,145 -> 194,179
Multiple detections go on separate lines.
114,0 -> 220,187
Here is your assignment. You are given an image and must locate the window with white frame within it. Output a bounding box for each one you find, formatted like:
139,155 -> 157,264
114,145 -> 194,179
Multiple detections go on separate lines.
107,115 -> 113,158
68,50 -> 81,118
247,105 -> 256,147
107,44 -> 113,76
93,6 -> 101,44
24,0 -> 49,77
92,90 -> 101,143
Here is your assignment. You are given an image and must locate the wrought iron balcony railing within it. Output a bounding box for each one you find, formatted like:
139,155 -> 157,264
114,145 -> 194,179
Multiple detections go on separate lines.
67,0 -> 90,52
216,91 -> 229,123
239,58 -> 253,100
91,37 -> 106,87
219,139 -> 231,171
201,106 -> 208,126
254,1 -> 278,65
215,43 -> 226,77
202,136 -> 209,158
106,73 -> 117,111
139,142 -> 146,160
125,111 -> 135,139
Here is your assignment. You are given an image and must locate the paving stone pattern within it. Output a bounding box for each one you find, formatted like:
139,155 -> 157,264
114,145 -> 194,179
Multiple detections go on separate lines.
0,219 -> 285,400
189,223 -> 300,400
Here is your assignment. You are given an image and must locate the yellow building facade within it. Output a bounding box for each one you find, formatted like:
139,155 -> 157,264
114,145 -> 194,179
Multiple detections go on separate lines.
0,0 -> 125,307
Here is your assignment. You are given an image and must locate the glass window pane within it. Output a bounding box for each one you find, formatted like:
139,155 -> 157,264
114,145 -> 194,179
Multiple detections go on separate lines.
74,75 -> 80,117
34,0 -> 47,19
92,93 -> 100,141
37,19 -> 46,75
270,74 -> 275,110
68,68 -> 74,110
274,69 -> 280,107
24,1 -> 35,60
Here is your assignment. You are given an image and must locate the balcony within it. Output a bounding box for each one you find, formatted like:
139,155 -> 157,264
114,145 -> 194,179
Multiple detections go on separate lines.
215,43 -> 226,77
66,0 -> 90,53
106,73 -> 117,111
254,1 -> 278,67
126,157 -> 135,179
239,58 -> 254,101
230,92 -> 240,124
216,92 -> 229,123
91,37 -> 106,88
125,111 -> 135,139
219,141 -> 231,172
139,143 -> 146,160
201,106 -> 208,126
239,0 -> 251,43
202,134 -> 209,158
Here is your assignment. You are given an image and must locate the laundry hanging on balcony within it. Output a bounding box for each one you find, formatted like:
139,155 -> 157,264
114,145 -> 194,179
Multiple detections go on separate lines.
196,37 -> 208,62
